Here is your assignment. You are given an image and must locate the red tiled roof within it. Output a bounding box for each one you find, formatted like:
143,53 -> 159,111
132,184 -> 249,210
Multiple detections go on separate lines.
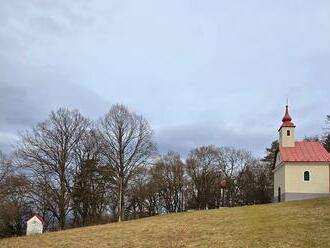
34,215 -> 45,224
280,141 -> 330,162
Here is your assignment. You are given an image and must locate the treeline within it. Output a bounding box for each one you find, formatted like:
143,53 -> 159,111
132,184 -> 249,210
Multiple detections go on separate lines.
0,106 -> 329,237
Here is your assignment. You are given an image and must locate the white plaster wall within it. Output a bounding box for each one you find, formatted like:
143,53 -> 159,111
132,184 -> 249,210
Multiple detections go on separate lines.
274,164 -> 285,198
279,127 -> 295,147
26,217 -> 43,235
285,163 -> 330,194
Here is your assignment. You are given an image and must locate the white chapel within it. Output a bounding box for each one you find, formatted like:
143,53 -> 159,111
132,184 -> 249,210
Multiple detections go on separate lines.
273,105 -> 330,202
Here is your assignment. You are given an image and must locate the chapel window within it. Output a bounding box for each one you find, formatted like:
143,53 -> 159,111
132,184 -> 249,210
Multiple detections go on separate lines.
304,171 -> 310,181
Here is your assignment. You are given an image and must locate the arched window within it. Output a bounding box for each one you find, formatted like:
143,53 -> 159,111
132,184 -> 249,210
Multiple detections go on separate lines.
304,171 -> 310,181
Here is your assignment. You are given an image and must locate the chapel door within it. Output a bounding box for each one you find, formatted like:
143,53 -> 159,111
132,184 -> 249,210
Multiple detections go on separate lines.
278,187 -> 281,202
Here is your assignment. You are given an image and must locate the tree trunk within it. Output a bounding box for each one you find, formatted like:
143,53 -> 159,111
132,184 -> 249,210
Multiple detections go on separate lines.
59,166 -> 66,230
60,213 -> 65,230
118,176 -> 123,222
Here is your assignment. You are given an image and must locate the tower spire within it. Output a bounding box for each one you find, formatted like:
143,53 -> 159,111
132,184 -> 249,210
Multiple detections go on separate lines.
278,104 -> 296,147
282,105 -> 292,123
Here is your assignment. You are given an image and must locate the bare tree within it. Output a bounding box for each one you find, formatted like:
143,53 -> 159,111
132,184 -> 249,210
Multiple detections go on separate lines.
185,146 -> 254,209
126,166 -> 151,219
236,159 -> 273,205
0,151 -> 33,237
99,104 -> 156,222
216,147 -> 253,206
150,152 -> 185,213
186,146 -> 220,210
16,108 -> 90,229
303,136 -> 319,142
0,151 -> 11,191
217,147 -> 252,178
72,129 -> 108,226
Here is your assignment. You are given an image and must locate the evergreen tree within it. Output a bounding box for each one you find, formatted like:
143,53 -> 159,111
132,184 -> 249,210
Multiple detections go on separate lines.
261,140 -> 279,198
262,140 -> 279,166
322,115 -> 330,152
72,159 -> 108,226
323,134 -> 330,152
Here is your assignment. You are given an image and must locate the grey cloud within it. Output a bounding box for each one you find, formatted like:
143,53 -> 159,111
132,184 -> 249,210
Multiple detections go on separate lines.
155,121 -> 272,158
0,80 -> 110,153
1,0 -> 330,157
0,86 -> 41,129
0,61 -> 110,153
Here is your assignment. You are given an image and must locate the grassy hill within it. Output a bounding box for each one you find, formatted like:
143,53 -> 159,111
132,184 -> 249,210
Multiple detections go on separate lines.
1,198 -> 330,248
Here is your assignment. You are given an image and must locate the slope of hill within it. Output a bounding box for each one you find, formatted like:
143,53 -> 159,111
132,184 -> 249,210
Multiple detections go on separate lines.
1,197 -> 330,248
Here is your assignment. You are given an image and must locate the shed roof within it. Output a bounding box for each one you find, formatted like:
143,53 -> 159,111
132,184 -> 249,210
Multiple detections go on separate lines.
28,215 -> 44,224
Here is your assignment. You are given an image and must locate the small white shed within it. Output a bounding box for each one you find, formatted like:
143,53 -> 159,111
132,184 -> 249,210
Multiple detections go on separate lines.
26,215 -> 44,236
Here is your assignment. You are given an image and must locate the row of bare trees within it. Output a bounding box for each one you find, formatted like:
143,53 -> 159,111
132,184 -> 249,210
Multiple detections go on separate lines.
0,151 -> 32,237
0,104 -> 274,236
10,105 -> 156,231
3,105 -> 328,237
123,147 -> 272,220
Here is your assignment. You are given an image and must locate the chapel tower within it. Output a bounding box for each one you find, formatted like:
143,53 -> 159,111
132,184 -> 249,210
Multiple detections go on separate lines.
279,105 -> 295,147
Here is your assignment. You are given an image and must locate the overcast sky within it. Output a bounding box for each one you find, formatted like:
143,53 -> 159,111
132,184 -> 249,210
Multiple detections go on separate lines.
1,0 -> 330,157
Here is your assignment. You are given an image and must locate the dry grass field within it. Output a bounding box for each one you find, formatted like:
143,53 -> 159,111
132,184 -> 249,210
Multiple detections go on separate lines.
1,197 -> 330,248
